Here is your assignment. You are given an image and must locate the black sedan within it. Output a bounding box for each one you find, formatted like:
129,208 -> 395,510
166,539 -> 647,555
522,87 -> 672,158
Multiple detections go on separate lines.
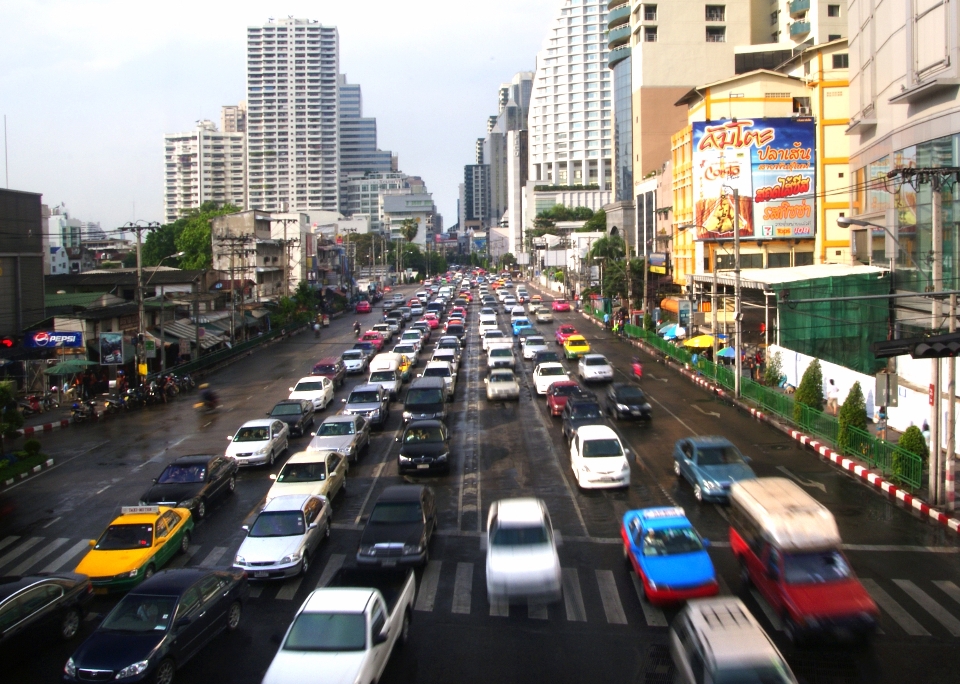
533,349 -> 563,366
356,485 -> 436,568
63,568 -> 247,684
561,397 -> 606,441
0,573 -> 93,647
139,454 -> 238,520
267,399 -> 316,437
605,383 -> 652,422
396,420 -> 451,474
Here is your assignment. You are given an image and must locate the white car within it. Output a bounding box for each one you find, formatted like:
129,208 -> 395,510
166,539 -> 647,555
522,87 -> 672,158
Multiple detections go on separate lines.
485,369 -> 520,401
532,362 -> 571,394
393,343 -> 419,366
479,315 -> 499,337
410,304 -> 424,316
226,419 -> 290,467
569,424 -> 631,489
421,360 -> 456,400
486,498 -> 561,603
535,309 -> 554,324
522,335 -> 548,360
487,344 -> 516,370
578,354 -> 614,383
510,305 -> 526,321
432,347 -> 460,374
482,329 -> 508,351
502,296 -> 518,311
342,349 -> 369,374
528,301 -> 542,315
234,494 -> 331,578
266,450 -> 348,502
289,375 -> 335,410
400,330 -> 424,351
479,307 -> 497,318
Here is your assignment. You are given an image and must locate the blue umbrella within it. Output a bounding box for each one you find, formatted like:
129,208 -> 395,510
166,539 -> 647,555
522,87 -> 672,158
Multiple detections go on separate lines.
659,323 -> 678,337
717,347 -> 737,359
657,321 -> 675,334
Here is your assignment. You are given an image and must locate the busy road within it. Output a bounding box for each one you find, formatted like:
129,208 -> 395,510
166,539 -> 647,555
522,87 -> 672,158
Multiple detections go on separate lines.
2,273 -> 960,684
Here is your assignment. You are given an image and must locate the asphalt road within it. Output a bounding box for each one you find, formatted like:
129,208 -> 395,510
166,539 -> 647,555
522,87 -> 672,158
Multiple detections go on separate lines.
3,280 -> 960,684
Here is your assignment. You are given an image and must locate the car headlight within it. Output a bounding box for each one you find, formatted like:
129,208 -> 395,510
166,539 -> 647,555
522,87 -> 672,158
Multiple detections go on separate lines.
127,568 -> 140,578
370,409 -> 381,418
579,463 -> 592,474
437,452 -> 449,461
178,498 -> 199,510
402,411 -> 413,420
621,462 -> 630,472
338,446 -> 353,455
255,446 -> 268,455
280,552 -> 303,564
616,403 -> 629,411
64,658 -> 77,677
358,544 -> 376,556
702,480 -> 721,490
402,543 -> 424,555
235,555 -> 246,565
116,660 -> 151,678
398,454 -> 411,462
646,578 -> 659,591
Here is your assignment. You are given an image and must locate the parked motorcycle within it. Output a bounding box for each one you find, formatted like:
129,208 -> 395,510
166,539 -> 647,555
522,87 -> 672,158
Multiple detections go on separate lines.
71,400 -> 98,423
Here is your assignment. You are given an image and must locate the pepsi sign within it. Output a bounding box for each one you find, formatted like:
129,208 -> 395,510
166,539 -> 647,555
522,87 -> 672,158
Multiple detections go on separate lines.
25,331 -> 84,349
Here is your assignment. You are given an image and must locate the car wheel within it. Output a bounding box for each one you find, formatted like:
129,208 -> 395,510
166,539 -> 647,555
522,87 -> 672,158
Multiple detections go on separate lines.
60,608 -> 81,640
153,659 -> 175,684
143,565 -> 156,581
227,475 -> 236,494
399,609 -> 411,647
301,554 -> 310,576
195,499 -> 206,520
622,544 -> 632,569
739,558 -> 752,590
269,450 -> 276,466
673,461 -> 681,477
179,532 -> 191,555
324,519 -> 331,538
226,600 -> 242,631
783,613 -> 804,645
693,484 -> 703,502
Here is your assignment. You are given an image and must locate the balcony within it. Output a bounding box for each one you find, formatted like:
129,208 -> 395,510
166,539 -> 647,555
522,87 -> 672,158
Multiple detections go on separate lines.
790,20 -> 811,36
788,0 -> 809,16
607,45 -> 631,68
607,23 -> 630,49
607,3 -> 630,29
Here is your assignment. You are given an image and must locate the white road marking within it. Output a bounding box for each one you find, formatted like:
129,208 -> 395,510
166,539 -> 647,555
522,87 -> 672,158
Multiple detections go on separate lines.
749,589 -> 783,631
198,546 -> 228,568
10,538 -> 68,575
94,485 -> 110,495
415,561 -> 442,612
528,600 -> 549,620
133,436 -> 191,471
451,562 -> 473,615
0,536 -> 20,553
775,465 -> 828,493
275,576 -> 304,601
489,595 -> 510,617
41,539 -> 92,573
893,579 -> 960,636
843,544 -> 960,553
0,537 -> 43,571
354,459 -> 389,526
934,580 -> 960,607
248,585 -> 263,599
643,392 -> 700,435
316,553 -> 345,589
630,574 -> 668,627
691,404 -> 721,418
43,516 -> 62,528
861,578 -> 930,636
596,569 -> 627,625
562,568 -> 587,622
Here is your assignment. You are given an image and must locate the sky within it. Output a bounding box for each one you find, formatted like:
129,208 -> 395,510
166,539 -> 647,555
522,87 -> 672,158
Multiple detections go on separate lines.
0,0 -> 559,232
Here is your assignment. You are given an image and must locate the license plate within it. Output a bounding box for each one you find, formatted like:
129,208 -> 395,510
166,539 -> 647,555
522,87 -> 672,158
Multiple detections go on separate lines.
254,571 -> 269,578
93,588 -> 108,595
381,560 -> 397,567
417,464 -> 430,469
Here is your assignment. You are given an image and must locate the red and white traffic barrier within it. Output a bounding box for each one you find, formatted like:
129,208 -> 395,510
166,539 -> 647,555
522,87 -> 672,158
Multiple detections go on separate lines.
16,418 -> 72,437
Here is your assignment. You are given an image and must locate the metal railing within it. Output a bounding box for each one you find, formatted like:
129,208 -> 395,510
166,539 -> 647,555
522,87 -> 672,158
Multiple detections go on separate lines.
147,326 -> 296,381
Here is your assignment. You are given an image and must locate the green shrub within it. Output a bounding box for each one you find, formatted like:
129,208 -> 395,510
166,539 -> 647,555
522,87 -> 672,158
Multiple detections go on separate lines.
836,381 -> 867,453
643,313 -> 654,332
23,439 -> 41,456
898,425 -> 928,463
763,351 -> 783,387
793,359 -> 824,422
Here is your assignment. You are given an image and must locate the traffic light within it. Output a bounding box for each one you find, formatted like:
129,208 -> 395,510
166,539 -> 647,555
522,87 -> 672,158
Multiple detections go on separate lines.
911,332 -> 960,359
0,337 -> 13,349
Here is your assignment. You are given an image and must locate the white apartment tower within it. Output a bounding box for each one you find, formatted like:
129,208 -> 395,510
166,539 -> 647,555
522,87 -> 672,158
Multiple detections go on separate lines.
246,18 -> 340,213
221,102 -> 247,133
163,120 -> 246,224
528,1 -> 613,191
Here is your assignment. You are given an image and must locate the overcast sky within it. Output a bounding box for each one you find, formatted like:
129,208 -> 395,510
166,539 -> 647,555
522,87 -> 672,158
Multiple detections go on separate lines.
1,0 -> 558,232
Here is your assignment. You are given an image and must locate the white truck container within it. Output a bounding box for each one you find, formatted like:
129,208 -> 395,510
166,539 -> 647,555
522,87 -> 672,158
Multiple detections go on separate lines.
262,568 -> 416,684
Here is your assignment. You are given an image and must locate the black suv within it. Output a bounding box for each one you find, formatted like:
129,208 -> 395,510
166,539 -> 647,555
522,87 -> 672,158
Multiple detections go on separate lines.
357,485 -> 436,568
561,397 -> 606,441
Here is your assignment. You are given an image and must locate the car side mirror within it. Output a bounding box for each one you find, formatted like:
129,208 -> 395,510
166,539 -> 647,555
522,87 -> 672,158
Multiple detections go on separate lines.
309,522 -> 318,529
341,398 -> 347,403
288,387 -> 294,392
88,539 -> 96,548
743,456 -> 752,463
241,525 -> 249,532
374,629 -> 389,645
310,432 -> 317,437
176,616 -> 193,628
483,378 -> 488,384
269,473 -> 277,480
265,412 -> 270,416
227,435 -> 234,441
152,478 -> 158,483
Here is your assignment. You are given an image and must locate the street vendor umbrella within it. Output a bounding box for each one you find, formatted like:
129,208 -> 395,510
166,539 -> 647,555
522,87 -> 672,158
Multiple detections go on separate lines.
717,347 -> 737,359
43,359 -> 98,375
683,335 -> 719,348
657,321 -> 676,334
659,323 -> 678,337
663,326 -> 686,341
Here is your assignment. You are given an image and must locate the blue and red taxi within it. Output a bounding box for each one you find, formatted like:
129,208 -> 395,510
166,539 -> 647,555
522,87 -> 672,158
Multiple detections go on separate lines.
621,506 -> 718,606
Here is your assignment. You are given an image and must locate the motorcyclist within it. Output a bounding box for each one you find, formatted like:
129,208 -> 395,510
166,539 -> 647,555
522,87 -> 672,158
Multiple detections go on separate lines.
631,357 -> 643,379
353,320 -> 362,337
314,322 -> 322,339
199,383 -> 219,410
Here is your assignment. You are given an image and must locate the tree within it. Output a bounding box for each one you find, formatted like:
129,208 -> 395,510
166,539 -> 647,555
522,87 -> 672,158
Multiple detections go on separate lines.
579,208 -> 607,233
793,359 -> 824,422
589,234 -> 626,261
763,351 -> 783,387
500,253 -> 517,268
897,425 -> 929,481
0,382 -> 24,457
400,218 -> 419,243
534,205 -> 595,231
141,202 -> 240,269
837,381 -> 867,453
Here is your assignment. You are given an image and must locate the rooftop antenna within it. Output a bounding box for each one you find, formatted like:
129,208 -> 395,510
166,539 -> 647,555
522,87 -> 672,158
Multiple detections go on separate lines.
3,115 -> 7,189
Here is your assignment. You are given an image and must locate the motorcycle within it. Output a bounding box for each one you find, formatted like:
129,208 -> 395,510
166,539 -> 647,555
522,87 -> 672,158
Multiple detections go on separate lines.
354,322 -> 362,337
102,394 -> 125,414
71,400 -> 98,423
631,357 -> 643,381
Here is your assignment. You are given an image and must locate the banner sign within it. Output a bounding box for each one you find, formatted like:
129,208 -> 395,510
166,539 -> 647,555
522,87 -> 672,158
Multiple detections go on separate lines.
100,332 -> 124,364
24,330 -> 84,348
649,253 -> 668,275
692,118 -> 816,241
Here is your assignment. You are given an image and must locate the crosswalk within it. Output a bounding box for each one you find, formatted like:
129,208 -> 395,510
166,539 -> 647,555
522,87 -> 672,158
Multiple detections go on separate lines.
6,533 -> 960,638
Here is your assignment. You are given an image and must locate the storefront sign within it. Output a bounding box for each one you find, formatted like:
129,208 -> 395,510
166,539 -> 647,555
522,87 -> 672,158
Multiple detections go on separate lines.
24,331 -> 84,348
649,253 -> 668,274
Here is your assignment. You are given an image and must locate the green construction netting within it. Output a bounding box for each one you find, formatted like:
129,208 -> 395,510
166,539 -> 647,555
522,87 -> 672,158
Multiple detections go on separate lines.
775,273 -> 891,375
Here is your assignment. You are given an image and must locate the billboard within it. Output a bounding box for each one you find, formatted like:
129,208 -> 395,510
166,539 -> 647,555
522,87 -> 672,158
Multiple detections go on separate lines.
649,253 -> 668,274
692,118 -> 816,241
100,332 -> 124,365
24,330 -> 84,349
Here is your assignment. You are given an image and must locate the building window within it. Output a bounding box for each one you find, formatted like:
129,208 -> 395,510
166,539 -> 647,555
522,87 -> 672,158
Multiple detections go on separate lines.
794,251 -> 814,266
645,26 -> 658,42
770,11 -> 779,25
768,252 -> 791,268
828,34 -> 841,40
644,4 -> 657,21
706,26 -> 726,42
827,4 -> 840,16
706,5 -> 726,21
832,53 -> 849,68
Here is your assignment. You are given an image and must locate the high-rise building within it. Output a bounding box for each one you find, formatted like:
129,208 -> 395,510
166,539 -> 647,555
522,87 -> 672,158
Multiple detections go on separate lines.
380,189 -> 438,247
163,120 -> 246,224
246,18 -> 340,213
339,76 -> 394,209
463,165 -> 490,225
221,103 -> 247,133
343,172 -> 420,233
769,0 -> 846,46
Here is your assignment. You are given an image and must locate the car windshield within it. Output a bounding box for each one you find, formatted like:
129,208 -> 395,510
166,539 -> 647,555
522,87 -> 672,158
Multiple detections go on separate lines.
342,351 -> 363,360
369,501 -> 424,524
271,404 -> 304,416
448,325 -> 464,331
783,551 -> 853,585
369,371 -> 396,383
277,462 -> 327,482
568,339 -> 587,347
156,464 -> 206,484
404,426 -> 445,443
540,366 -> 566,376
283,612 -> 366,652
349,392 -> 380,404
537,353 -> 561,364
490,349 -> 512,358
294,381 -> 324,392
641,527 -> 704,556
697,445 -> 746,466
313,365 -> 337,374
492,524 -> 549,546
560,326 -> 575,334
402,333 -> 421,340
407,389 -> 444,405
585,357 -> 608,366
490,373 -> 514,384
551,384 -> 580,397
526,337 -> 545,346
424,367 -> 450,377
249,511 -> 305,537
96,524 -> 153,550
234,427 -> 269,442
486,331 -> 504,338
582,438 -> 623,457
616,387 -> 646,402
317,421 -> 354,436
395,346 -> 415,354
101,595 -> 177,633
713,662 -> 797,684
571,404 -> 602,419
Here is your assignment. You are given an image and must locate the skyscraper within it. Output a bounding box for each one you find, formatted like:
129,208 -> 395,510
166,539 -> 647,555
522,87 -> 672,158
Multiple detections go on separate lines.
246,18 -> 340,213
339,75 -> 395,209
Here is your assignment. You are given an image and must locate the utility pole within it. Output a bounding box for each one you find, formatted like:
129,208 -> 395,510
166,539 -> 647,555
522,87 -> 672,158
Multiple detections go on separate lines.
733,188 -> 743,398
931,175 -> 944,505
712,253 -> 719,361
123,221 -> 159,384
949,292 -> 956,511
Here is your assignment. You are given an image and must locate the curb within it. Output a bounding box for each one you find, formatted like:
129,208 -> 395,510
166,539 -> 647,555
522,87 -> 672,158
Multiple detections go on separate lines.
1,457 -> 56,489
546,287 -> 960,535
16,419 -> 72,438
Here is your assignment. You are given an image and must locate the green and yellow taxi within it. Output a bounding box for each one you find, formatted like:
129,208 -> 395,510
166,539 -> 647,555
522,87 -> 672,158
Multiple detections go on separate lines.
397,354 -> 414,382
75,505 -> 194,593
563,335 -> 591,360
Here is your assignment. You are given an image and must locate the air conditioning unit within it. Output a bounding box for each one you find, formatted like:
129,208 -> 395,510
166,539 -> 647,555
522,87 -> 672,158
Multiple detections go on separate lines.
795,106 -> 812,115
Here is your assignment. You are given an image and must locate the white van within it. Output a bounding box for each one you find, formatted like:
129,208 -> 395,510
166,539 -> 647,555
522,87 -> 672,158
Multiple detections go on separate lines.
367,353 -> 401,399
479,315 -> 499,336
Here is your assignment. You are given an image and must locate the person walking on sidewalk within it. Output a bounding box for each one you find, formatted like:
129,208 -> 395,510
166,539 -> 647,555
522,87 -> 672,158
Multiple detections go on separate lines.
827,379 -> 840,415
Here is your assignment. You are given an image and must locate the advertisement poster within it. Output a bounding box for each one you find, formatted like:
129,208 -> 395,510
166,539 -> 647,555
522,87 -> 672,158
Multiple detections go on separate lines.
692,118 -> 816,241
24,331 -> 84,348
100,332 -> 124,364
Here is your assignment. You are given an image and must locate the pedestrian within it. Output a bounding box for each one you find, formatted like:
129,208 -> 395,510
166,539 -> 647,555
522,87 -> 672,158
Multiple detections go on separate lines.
826,379 -> 840,415
603,312 -> 610,329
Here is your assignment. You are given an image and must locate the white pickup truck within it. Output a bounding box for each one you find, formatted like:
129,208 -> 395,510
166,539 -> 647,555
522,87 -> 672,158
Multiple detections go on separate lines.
262,568 -> 416,684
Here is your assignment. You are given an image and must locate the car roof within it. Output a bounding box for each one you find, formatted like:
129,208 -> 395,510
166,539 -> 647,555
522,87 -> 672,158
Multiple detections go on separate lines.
682,597 -> 784,668
131,568 -> 214,596
0,573 -> 86,599
320,414 -> 356,423
294,376 -> 326,384
630,506 -> 691,531
285,450 -> 334,464
575,424 -> 618,439
404,420 -> 444,430
170,454 -> 217,465
262,493 -> 319,511
582,354 -> 607,361
537,362 -> 566,370
566,335 -> 587,342
686,435 -> 736,448
410,376 -> 445,389
350,384 -> 382,393
494,498 -> 546,525
305,587 -> 378,613
240,418 -> 274,428
377,484 -> 427,503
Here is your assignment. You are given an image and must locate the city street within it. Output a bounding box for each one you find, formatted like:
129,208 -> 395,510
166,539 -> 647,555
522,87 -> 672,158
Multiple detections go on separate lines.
4,284 -> 960,684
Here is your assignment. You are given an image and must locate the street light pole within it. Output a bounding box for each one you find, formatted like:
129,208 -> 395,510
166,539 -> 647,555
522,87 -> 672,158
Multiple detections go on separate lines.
733,189 -> 742,398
